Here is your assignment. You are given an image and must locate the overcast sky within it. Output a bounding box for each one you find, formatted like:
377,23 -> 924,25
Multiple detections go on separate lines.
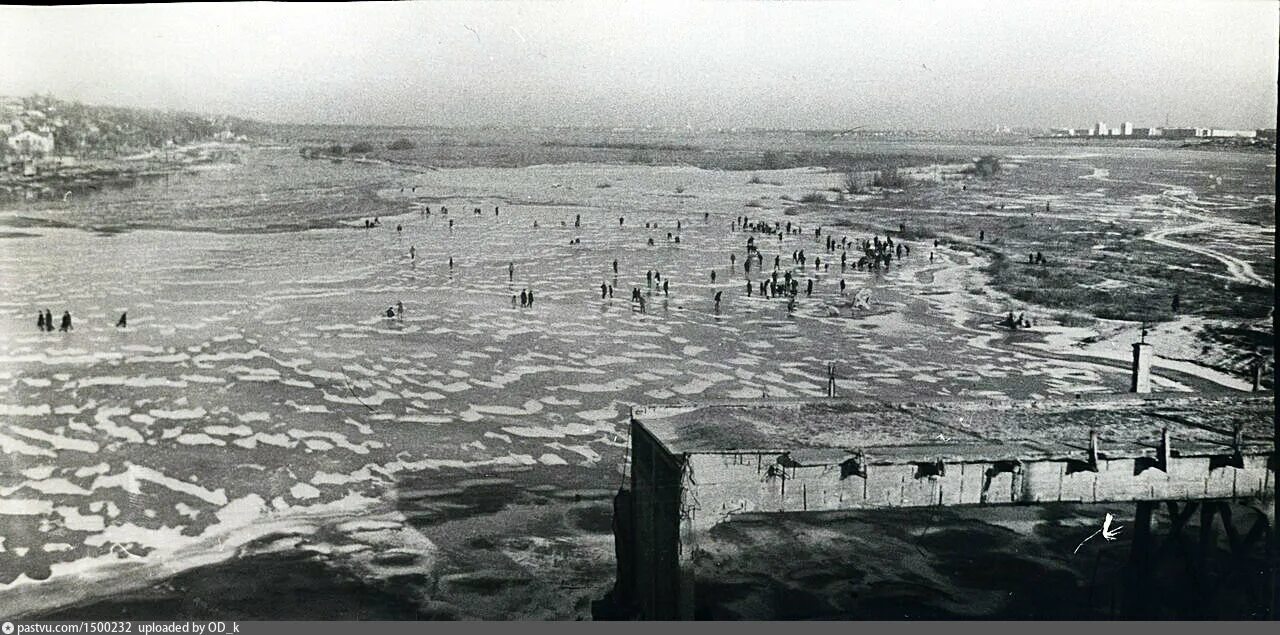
2,1 -> 1276,129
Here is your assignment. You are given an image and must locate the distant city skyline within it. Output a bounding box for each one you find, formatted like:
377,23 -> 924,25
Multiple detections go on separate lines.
2,1 -> 1276,130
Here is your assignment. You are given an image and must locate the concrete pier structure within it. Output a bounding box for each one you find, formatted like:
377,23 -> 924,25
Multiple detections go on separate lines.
617,393 -> 1275,619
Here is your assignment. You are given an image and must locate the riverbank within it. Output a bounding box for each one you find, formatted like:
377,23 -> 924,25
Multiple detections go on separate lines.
0,142 -> 248,201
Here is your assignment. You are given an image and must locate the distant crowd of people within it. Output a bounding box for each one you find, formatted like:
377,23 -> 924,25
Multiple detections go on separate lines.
360,192 -> 1181,337
369,202 -> 945,319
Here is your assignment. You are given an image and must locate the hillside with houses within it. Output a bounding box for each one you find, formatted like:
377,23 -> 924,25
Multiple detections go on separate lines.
0,95 -> 267,198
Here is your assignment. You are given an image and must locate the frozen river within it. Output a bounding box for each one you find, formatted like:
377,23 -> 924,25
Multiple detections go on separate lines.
0,146 -> 1255,617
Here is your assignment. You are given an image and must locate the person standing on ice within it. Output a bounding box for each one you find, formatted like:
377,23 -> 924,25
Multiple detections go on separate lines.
508,262 -> 515,281
37,311 -> 44,331
117,312 -> 127,328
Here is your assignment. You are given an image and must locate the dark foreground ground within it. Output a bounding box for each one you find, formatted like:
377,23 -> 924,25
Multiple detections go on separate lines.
685,503 -> 1274,620
34,500 -> 1274,621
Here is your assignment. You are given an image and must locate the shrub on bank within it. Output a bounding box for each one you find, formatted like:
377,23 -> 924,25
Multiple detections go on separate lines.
842,171 -> 869,193
966,155 -> 1001,178
1055,312 -> 1096,328
873,167 -> 907,188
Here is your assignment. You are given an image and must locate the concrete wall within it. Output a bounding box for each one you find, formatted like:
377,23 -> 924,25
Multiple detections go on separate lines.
630,423 -> 688,620
625,412 -> 1275,619
679,451 -> 1274,532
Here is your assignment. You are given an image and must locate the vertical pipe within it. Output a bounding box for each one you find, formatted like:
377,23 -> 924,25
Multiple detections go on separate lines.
1131,342 -> 1153,393
1158,428 -> 1171,472
1128,501 -> 1155,617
